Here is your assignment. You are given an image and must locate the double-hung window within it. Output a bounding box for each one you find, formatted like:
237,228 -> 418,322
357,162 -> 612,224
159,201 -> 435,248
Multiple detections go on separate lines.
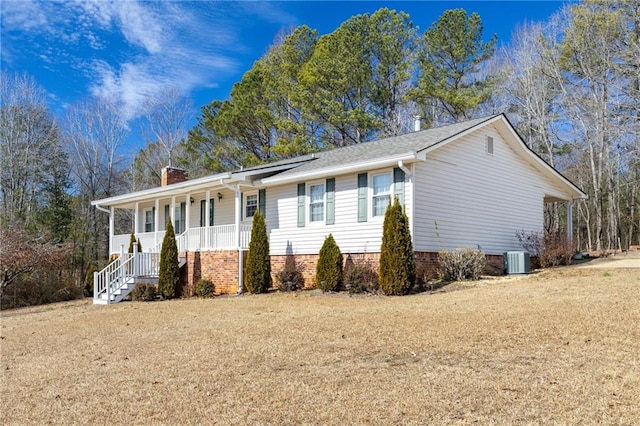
372,173 -> 392,217
309,183 -> 325,223
144,208 -> 155,232
245,194 -> 258,218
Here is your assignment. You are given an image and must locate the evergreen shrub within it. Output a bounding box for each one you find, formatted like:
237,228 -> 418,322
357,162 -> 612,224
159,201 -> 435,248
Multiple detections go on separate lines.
245,212 -> 272,293
316,234 -> 342,292
131,283 -> 157,301
379,198 -> 415,295
195,279 -> 215,297
158,220 -> 181,298
276,254 -> 304,292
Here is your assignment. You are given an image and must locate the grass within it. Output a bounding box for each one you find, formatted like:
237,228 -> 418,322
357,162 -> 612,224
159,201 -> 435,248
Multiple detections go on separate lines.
2,267 -> 639,424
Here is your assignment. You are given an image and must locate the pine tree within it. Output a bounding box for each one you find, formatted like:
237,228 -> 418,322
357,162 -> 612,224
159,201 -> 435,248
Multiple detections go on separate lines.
316,234 -> 343,292
127,232 -> 137,253
379,198 -> 415,295
245,211 -> 272,293
158,219 -> 180,298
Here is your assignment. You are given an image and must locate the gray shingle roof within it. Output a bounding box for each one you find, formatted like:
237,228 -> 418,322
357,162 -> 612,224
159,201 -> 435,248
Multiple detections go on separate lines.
268,115 -> 498,177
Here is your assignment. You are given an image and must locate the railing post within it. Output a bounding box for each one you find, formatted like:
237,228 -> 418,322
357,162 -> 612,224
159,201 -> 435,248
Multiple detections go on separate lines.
93,271 -> 99,300
133,242 -> 138,276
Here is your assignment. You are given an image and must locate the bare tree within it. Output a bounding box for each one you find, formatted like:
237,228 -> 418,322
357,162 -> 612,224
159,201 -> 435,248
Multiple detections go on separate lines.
64,96 -> 129,263
141,87 -> 193,167
0,72 -> 64,228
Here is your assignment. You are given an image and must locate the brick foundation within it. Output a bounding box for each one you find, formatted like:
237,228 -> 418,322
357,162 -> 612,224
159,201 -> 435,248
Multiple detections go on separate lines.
182,250 -> 507,295
182,250 -> 247,295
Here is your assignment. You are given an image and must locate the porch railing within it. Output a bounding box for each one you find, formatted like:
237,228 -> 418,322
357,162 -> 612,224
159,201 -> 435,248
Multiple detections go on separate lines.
111,224 -> 252,255
94,250 -> 160,303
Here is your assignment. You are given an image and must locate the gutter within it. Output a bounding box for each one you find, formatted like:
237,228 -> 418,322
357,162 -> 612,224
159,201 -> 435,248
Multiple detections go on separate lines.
260,152 -> 419,186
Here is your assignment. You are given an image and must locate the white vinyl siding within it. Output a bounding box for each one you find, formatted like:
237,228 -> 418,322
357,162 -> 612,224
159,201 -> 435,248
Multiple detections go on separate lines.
266,168 -> 413,255
412,126 -> 567,255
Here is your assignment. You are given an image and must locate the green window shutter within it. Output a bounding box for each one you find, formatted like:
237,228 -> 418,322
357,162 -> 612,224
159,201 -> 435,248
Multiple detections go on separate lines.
200,200 -> 206,227
209,199 -> 214,226
258,189 -> 266,216
297,183 -> 305,227
325,178 -> 335,225
357,173 -> 368,222
393,167 -> 405,205
164,205 -> 170,227
240,193 -> 244,219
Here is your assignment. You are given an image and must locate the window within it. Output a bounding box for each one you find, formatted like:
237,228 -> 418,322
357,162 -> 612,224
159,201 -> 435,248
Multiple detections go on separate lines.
174,202 -> 186,234
486,136 -> 494,155
309,183 -> 325,222
200,199 -> 214,227
372,173 -> 392,217
245,194 -> 258,218
144,208 -> 155,232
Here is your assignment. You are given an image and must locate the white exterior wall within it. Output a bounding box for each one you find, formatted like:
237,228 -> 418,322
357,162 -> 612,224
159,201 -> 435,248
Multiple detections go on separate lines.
266,167 -> 413,256
413,126 -> 568,254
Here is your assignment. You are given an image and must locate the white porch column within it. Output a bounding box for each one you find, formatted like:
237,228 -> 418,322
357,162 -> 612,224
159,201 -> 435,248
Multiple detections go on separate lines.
185,193 -> 191,229
205,190 -> 211,249
235,188 -> 243,294
134,202 -> 139,234
109,206 -> 115,255
171,196 -> 176,228
567,201 -> 574,245
154,199 -> 160,248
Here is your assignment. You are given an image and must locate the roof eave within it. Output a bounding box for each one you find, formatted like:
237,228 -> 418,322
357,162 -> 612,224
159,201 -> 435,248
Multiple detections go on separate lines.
259,152 -> 420,186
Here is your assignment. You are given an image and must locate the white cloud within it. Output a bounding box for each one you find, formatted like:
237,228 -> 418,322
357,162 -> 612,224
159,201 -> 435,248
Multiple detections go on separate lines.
2,0 -> 296,122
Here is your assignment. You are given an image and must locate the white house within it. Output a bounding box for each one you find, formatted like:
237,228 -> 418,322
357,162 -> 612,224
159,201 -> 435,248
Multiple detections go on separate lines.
91,114 -> 587,303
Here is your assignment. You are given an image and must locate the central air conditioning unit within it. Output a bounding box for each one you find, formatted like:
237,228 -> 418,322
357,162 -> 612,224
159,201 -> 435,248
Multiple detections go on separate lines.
504,251 -> 531,274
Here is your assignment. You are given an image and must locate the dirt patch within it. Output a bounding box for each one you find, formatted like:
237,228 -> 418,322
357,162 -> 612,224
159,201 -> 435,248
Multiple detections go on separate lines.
2,267 -> 639,424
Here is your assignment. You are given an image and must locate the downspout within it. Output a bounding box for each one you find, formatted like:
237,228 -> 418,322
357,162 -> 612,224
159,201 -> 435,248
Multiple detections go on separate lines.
220,178 -> 244,294
398,160 -> 415,248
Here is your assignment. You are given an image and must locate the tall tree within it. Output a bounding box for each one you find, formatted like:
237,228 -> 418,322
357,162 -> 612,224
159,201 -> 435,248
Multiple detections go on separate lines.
64,96 -> 129,264
141,86 -> 193,167
416,9 -> 497,123
559,1 -> 625,251
0,72 -> 67,230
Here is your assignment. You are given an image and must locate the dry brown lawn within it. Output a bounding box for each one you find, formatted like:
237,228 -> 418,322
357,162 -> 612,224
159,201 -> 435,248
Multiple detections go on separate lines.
1,266 -> 639,425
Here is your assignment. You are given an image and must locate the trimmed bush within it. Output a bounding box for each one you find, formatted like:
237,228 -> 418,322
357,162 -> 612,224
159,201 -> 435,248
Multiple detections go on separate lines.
344,258 -> 378,294
245,211 -> 272,294
158,219 -> 181,299
316,234 -> 342,292
131,283 -> 157,301
195,279 -> 215,297
379,198 -> 415,295
437,248 -> 486,281
276,254 -> 304,292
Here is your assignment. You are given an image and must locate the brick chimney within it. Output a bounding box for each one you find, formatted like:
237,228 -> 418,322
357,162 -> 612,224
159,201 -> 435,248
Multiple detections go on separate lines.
161,166 -> 188,186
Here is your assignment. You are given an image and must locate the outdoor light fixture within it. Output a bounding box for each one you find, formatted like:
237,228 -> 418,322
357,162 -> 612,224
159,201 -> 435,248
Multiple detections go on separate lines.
217,192 -> 223,202
190,197 -> 194,205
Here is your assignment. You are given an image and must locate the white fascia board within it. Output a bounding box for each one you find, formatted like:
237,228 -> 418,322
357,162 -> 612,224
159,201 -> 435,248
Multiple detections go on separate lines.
91,172 -> 232,208
259,152 -> 419,186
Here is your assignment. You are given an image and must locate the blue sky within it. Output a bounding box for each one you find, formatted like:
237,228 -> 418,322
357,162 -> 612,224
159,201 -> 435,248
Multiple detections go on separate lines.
1,1 -> 569,151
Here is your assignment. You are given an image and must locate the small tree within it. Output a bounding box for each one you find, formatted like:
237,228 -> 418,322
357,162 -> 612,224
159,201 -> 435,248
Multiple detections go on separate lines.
158,219 -> 180,298
379,197 -> 415,295
316,234 -> 343,292
276,254 -> 305,292
127,232 -> 143,253
245,211 -> 272,293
